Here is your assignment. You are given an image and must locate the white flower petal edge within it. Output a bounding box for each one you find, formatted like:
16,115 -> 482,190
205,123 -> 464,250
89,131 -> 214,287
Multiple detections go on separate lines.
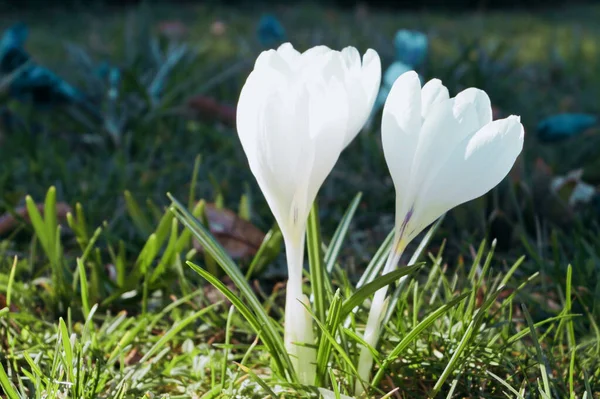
356,71 -> 524,394
236,43 -> 381,384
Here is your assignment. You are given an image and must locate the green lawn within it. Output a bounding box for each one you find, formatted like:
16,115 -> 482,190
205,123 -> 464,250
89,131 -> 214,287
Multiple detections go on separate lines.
0,3 -> 599,398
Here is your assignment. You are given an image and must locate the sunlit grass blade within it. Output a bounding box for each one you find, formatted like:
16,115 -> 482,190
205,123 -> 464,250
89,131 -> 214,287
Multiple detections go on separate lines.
77,258 -> 90,319
315,289 -> 343,386
522,303 -> 553,398
307,202 -> 329,326
245,226 -> 283,279
139,303 -> 220,363
371,292 -> 470,387
59,318 -> 74,380
431,286 -> 503,396
168,193 -> 296,382
324,192 -> 362,274
0,362 -> 21,399
301,302 -> 362,389
356,229 -> 394,289
341,264 -> 423,319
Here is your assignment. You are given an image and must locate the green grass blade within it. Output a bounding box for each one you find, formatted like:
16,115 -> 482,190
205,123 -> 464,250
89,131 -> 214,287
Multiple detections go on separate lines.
307,202 -> 328,325
77,258 -> 90,319
59,318 -> 73,379
6,256 -> 17,307
521,304 -> 553,398
341,264 -> 422,319
235,363 -> 278,398
25,195 -> 49,255
371,292 -> 469,387
139,304 -> 220,363
169,193 -> 295,382
431,287 -> 503,396
315,289 -> 343,386
0,362 -> 21,399
356,229 -> 394,288
124,190 -> 153,237
245,226 -> 283,279
188,154 -> 202,210
324,192 -> 362,274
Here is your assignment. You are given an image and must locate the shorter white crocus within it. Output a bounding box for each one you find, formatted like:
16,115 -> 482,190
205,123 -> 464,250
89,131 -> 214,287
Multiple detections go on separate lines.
356,71 -> 524,393
236,42 -> 381,384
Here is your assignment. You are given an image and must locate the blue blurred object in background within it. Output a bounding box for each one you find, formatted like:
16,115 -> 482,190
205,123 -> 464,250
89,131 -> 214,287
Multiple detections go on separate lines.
0,22 -> 29,74
257,14 -> 286,47
537,113 -> 598,142
0,22 -> 86,108
365,29 -> 428,130
394,29 -> 428,67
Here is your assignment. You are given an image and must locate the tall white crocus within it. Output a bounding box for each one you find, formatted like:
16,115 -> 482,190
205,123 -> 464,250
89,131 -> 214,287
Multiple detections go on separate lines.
356,71 -> 524,393
236,43 -> 381,384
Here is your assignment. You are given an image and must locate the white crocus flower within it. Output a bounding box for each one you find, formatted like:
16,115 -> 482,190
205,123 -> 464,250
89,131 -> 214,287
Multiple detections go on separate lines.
237,42 -> 381,384
356,71 -> 524,393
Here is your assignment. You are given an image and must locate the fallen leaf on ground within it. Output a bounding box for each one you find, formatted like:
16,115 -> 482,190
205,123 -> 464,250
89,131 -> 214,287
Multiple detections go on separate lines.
193,203 -> 265,259
0,202 -> 72,235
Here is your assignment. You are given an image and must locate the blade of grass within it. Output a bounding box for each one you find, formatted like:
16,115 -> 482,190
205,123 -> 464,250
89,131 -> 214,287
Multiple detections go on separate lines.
315,290 -> 343,386
341,264 -> 423,319
169,193 -> 295,381
0,362 -> 20,399
307,202 -> 328,326
431,287 -> 503,396
371,292 -> 470,387
521,304 -> 553,398
324,192 -> 362,274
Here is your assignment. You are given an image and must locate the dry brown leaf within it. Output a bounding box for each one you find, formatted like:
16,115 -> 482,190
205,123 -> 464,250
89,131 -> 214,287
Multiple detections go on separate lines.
0,202 -> 72,236
193,203 -> 265,260
185,96 -> 236,127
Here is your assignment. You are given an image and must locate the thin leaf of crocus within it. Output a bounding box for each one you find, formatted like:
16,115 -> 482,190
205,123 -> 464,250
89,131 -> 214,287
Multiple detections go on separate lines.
356,229 -> 394,289
325,192 -> 362,274
168,193 -> 296,382
301,301 -> 362,390
307,202 -> 329,326
431,286 -> 503,396
245,226 -> 282,279
340,264 -> 423,319
371,292 -> 469,387
315,290 -> 343,386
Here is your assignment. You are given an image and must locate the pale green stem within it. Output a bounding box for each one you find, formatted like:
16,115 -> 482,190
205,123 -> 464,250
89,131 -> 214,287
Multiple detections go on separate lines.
283,234 -> 316,385
355,237 -> 406,395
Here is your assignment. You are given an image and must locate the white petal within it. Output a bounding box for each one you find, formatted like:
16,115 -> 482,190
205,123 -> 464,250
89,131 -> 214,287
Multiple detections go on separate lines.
421,78 -> 448,118
452,88 -> 492,132
277,42 -> 301,66
361,49 -> 382,106
341,48 -> 381,147
407,89 -> 487,201
412,115 -> 524,236
253,49 -> 290,74
254,85 -> 313,236
382,71 -> 422,225
341,46 -> 361,73
300,45 -> 332,67
305,77 -> 349,205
